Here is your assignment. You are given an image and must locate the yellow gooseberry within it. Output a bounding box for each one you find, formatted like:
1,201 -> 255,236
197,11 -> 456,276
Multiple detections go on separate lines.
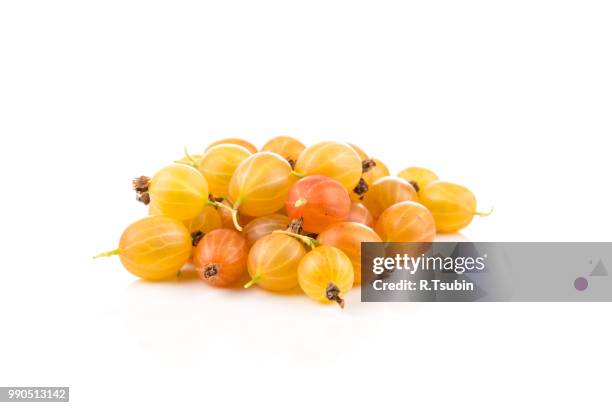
198,143 -> 251,198
363,176 -> 418,218
146,164 -> 209,221
261,136 -> 306,168
294,141 -> 362,192
228,152 -> 293,224
297,245 -> 354,308
375,201 -> 436,242
397,167 -> 439,193
94,216 -> 192,280
418,181 -> 487,233
245,233 -> 307,291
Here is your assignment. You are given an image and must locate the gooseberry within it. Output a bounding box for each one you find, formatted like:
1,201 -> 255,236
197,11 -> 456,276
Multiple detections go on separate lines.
297,246 -> 354,308
198,144 -> 251,198
94,216 -> 192,280
261,136 -> 305,168
294,141 -> 362,192
192,229 -> 248,287
375,201 -> 436,242
242,214 -> 290,247
137,164 -> 209,221
245,233 -> 307,291
228,152 -> 293,226
418,181 -> 487,233
286,175 -> 351,233
397,167 -> 439,193
363,176 -> 418,218
317,222 -> 383,284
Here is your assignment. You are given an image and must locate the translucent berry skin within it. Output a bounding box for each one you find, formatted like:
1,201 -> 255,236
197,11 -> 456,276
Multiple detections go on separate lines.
294,141 -> 362,191
298,246 -> 354,305
261,136 -> 305,165
346,202 -> 375,227
198,144 -> 251,198
247,233 -> 306,291
119,216 -> 192,280
418,181 -> 477,233
375,201 -> 436,242
193,229 -> 248,287
318,222 -> 382,284
286,175 -> 351,233
184,206 -> 223,234
228,152 -> 293,217
348,143 -> 368,161
397,167 -> 439,193
242,214 -> 290,247
148,164 -> 209,221
205,138 -> 258,154
363,176 -> 418,218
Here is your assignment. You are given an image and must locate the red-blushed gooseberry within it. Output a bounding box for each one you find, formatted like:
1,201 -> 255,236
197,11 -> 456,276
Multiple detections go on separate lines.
228,152 -> 293,225
192,229 -> 248,287
205,138 -> 258,154
346,202 -> 375,227
317,222 -> 383,285
297,246 -> 354,308
144,164 -> 209,221
286,175 -> 351,233
375,201 -> 436,242
94,216 -> 192,280
397,167 -> 439,193
294,141 -> 362,192
418,181 -> 489,233
261,136 -> 306,168
245,233 -> 307,291
242,214 -> 290,247
198,144 -> 251,198
363,176 -> 418,218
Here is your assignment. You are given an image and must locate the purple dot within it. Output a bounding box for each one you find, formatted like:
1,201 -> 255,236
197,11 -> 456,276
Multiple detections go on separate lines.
574,277 -> 588,291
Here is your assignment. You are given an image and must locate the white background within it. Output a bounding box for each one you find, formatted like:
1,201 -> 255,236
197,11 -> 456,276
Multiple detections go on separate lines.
1,0 -> 611,407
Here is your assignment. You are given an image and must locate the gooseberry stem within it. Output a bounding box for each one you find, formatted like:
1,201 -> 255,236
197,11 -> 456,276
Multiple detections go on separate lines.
206,199 -> 243,231
181,146 -> 199,169
244,275 -> 261,289
291,170 -> 306,178
272,230 -> 318,250
93,248 -> 120,259
475,207 -> 494,217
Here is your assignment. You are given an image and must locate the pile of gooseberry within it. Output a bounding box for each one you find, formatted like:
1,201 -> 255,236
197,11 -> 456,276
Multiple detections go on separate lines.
95,136 -> 489,308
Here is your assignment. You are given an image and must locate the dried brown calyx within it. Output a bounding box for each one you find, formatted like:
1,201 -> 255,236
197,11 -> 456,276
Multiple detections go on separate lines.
287,158 -> 296,169
326,283 -> 345,308
409,181 -> 419,192
362,159 -> 376,173
203,264 -> 219,280
287,217 -> 304,234
353,178 -> 369,198
133,176 -> 151,205
208,193 -> 223,203
191,230 -> 205,247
